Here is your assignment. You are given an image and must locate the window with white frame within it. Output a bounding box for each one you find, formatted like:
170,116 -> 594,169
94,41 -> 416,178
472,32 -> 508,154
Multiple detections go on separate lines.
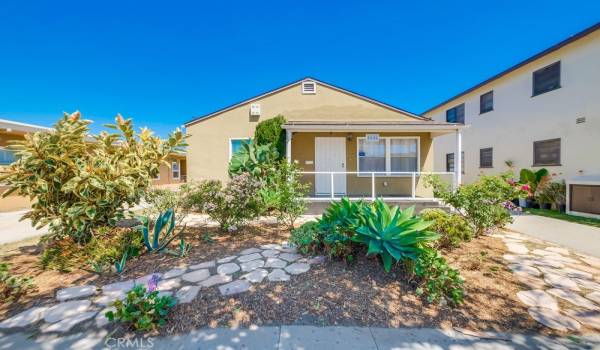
172,161 -> 180,180
357,137 -> 419,175
0,148 -> 17,165
229,138 -> 251,160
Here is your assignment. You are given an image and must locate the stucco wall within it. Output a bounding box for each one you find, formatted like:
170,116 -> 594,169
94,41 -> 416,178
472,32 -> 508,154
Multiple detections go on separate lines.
426,30 -> 600,184
291,132 -> 434,198
152,156 -> 187,186
185,82 -> 420,182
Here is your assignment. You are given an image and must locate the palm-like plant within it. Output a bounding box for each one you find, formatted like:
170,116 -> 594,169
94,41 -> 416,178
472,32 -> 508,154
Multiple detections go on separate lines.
228,140 -> 278,177
353,200 -> 439,272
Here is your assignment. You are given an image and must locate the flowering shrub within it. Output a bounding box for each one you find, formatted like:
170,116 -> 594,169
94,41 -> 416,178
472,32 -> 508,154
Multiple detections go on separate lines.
106,274 -> 177,331
200,173 -> 264,231
425,172 -> 526,236
262,160 -> 309,229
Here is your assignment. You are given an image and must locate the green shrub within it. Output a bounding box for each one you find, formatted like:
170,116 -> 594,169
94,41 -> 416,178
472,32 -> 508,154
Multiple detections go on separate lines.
519,168 -> 549,195
264,160 -> 309,229
228,140 -> 278,177
254,115 -> 286,159
182,180 -> 223,213
106,276 -> 177,331
143,187 -> 190,224
41,227 -> 143,272
202,173 -> 264,231
424,173 -> 523,236
420,209 -> 472,248
414,248 -> 464,305
0,112 -> 186,242
536,180 -> 566,210
316,198 -> 367,259
290,221 -> 322,255
353,200 -> 439,272
0,263 -> 35,303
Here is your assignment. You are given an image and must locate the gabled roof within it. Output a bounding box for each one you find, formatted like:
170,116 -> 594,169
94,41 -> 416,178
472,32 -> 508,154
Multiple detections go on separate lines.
184,77 -> 429,126
422,21 -> 600,115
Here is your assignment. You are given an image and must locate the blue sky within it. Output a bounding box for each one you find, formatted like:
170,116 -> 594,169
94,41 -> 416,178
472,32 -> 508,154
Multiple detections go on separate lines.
0,1 -> 598,137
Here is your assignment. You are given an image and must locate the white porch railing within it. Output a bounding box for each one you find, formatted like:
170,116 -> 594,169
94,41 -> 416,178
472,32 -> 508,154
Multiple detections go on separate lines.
299,171 -> 455,201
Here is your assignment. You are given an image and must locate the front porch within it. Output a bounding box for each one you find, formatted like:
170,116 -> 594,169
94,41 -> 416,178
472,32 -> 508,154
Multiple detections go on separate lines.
283,121 -> 465,201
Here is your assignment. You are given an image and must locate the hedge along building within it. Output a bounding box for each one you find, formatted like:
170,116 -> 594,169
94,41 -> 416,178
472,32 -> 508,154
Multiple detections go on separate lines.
184,78 -> 465,201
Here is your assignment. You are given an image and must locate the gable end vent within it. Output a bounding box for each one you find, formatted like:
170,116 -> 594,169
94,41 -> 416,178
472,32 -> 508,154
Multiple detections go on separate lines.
576,117 -> 586,124
302,81 -> 316,94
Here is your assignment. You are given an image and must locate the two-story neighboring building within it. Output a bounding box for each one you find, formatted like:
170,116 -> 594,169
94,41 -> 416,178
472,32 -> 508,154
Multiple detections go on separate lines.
424,22 -> 600,218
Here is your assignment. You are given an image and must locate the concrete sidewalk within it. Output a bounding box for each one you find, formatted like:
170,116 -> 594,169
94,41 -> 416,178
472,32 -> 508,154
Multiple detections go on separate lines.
0,210 -> 46,245
2,326 -> 599,350
507,214 -> 600,258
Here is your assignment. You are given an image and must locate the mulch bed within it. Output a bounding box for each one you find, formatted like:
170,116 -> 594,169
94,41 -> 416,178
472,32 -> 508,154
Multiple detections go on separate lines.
0,222 -> 576,336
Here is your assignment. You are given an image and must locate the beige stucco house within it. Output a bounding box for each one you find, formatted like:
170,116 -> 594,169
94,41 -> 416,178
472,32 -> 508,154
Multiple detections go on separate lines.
185,78 -> 464,200
424,22 -> 600,218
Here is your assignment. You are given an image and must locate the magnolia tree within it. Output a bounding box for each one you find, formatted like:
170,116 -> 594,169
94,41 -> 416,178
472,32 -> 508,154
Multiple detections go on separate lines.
0,111 -> 186,242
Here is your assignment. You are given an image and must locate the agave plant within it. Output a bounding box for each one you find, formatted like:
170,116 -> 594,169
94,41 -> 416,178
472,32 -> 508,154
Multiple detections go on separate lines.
318,197 -> 367,234
139,208 -> 185,253
228,140 -> 278,177
353,200 -> 439,272
114,251 -> 128,274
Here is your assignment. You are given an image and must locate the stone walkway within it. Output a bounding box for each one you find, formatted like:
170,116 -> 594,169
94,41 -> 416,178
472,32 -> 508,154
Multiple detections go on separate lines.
495,231 -> 600,332
0,243 -> 324,334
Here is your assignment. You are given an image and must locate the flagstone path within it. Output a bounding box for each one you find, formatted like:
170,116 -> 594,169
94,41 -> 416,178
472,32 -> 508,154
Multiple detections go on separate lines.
0,242 -> 324,334
494,231 -> 600,331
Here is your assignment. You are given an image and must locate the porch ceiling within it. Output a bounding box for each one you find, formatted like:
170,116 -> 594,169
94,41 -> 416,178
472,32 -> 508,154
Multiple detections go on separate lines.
282,120 -> 467,136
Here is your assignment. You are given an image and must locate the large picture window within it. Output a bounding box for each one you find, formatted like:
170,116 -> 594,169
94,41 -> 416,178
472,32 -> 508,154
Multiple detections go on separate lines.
358,137 -> 419,175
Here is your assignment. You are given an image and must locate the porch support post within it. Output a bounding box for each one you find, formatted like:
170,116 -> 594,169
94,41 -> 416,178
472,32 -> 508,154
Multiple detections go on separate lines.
286,129 -> 292,163
455,129 -> 462,188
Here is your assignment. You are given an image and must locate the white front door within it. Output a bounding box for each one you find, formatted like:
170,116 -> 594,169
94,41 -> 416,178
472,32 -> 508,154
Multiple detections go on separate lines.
315,137 -> 346,195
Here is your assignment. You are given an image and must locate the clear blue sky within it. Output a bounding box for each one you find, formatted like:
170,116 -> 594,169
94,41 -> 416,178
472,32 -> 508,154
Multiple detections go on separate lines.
1,1 -> 598,137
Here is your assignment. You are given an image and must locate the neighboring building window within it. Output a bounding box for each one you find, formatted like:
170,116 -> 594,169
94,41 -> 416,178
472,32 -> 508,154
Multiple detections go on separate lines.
446,103 -> 465,124
358,137 -> 418,175
534,138 -> 561,166
533,61 -> 561,96
229,138 -> 251,160
0,148 -> 16,165
172,161 -> 180,180
445,152 -> 464,174
480,91 -> 493,114
479,148 -> 493,168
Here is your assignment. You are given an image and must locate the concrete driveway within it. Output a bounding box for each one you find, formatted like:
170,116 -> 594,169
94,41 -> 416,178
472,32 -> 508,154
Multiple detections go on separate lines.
0,210 -> 47,245
507,214 -> 600,257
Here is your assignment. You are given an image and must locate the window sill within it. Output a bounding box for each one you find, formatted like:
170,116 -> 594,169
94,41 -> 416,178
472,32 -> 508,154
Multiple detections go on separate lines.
356,173 -> 419,178
479,166 -> 493,169
532,164 -> 562,167
532,86 -> 561,97
479,109 -> 493,115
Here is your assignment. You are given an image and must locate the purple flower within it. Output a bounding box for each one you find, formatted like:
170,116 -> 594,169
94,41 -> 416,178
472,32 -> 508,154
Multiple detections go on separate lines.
147,274 -> 161,293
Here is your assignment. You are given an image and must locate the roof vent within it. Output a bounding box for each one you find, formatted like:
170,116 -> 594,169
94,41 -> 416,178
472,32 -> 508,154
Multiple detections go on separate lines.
576,117 -> 586,124
250,103 -> 261,116
302,81 -> 316,94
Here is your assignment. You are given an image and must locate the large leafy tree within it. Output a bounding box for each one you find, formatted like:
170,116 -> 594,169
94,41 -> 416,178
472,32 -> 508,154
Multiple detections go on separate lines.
0,111 -> 186,242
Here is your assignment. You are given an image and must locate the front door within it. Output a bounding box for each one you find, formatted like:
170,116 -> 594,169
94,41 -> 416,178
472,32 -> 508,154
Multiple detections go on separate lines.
315,137 -> 346,195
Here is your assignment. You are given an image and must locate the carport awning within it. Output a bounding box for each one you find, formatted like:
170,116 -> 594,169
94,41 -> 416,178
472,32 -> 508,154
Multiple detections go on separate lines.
282,120 -> 467,137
